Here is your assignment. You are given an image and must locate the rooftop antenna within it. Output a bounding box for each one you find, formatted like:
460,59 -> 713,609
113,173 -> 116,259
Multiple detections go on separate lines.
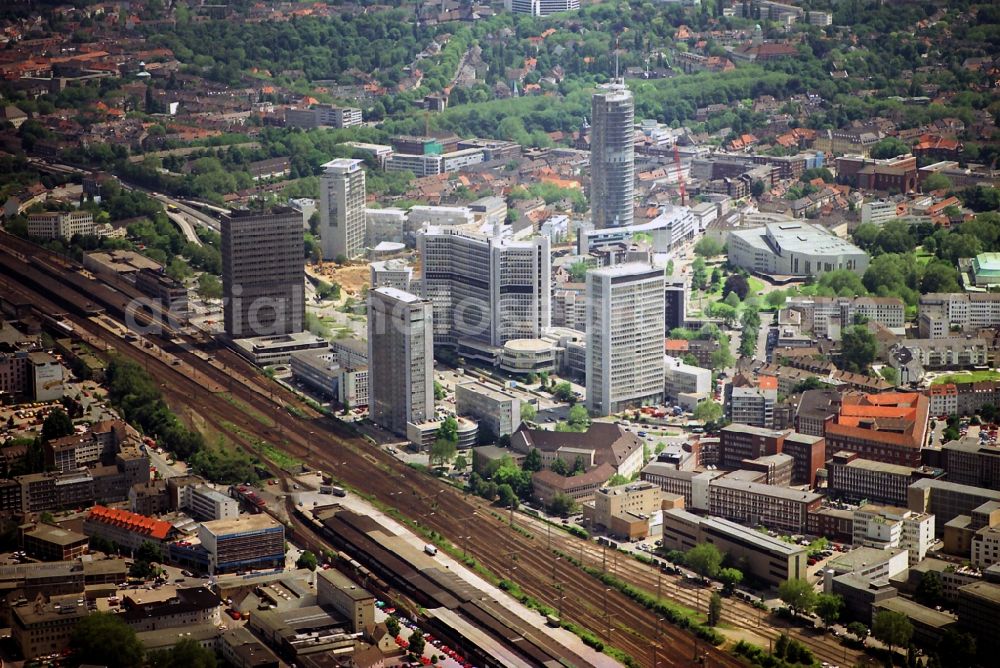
614,35 -> 620,82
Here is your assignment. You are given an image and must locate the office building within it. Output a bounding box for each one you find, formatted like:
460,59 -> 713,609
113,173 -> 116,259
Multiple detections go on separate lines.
198,515 -> 285,574
942,436 -> 1000,490
121,587 -> 221,632
663,356 -> 711,399
827,451 -> 931,507
956,582 -> 1000,650
708,476 -> 822,533
908,478 -> 1000,536
26,210 -> 121,241
724,382 -> 777,428
511,422 -> 645,478
367,288 -> 434,437
20,524 -> 89,562
12,594 -> 90,659
861,199 -> 898,226
728,222 -> 869,277
664,275 -> 687,331
370,259 -> 412,291
586,264 -> 665,415
184,485 -> 240,522
661,509 -> 808,585
83,505 -> 173,552
853,504 -> 935,565
319,158 -> 366,261
221,207 -> 304,338
504,0 -> 580,16
455,381 -> 521,439
284,105 -> 361,129
590,80 -> 635,229
588,481 -> 662,540
824,392 -> 930,468
418,227 -> 550,352
317,568 -> 375,633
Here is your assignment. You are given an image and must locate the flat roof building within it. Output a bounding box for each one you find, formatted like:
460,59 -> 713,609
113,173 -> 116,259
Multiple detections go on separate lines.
320,158 -> 366,261
728,222 -> 869,277
198,515 -> 285,575
590,80 -> 635,229
455,381 -> 522,440
222,207 -> 304,339
586,263 -> 665,416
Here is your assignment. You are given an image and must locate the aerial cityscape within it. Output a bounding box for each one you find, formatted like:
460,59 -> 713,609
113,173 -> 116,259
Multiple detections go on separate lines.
0,1 -> 998,667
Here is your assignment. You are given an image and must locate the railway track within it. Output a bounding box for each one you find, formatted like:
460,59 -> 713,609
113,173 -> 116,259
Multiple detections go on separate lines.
3,234 -> 791,667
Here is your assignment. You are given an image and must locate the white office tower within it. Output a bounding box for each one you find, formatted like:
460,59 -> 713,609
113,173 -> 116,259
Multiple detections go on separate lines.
590,81 -> 635,229
505,0 -> 580,16
319,158 -> 366,261
586,263 -> 665,416
367,287 -> 434,437
418,227 -> 551,353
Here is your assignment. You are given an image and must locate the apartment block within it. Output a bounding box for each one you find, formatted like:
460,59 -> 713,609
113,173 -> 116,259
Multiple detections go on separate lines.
853,504 -> 935,565
83,505 -> 173,552
455,381 -> 521,439
919,292 -> 1000,338
927,380 -> 1000,417
786,295 -> 905,338
708,476 -> 822,533
586,263 -> 665,415
221,206 -> 304,338
319,158 -> 366,260
368,288 -> 434,437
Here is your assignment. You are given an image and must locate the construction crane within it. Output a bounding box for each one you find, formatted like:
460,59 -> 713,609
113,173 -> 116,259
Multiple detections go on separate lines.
673,143 -> 687,206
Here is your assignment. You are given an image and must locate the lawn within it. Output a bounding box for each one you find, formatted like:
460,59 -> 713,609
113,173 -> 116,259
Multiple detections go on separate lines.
931,370 -> 1000,385
915,248 -> 935,267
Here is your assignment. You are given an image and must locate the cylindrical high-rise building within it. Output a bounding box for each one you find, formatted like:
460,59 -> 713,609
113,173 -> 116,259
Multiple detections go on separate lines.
590,81 -> 635,229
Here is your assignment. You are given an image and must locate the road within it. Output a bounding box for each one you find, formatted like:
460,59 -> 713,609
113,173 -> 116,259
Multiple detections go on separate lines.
164,210 -> 203,246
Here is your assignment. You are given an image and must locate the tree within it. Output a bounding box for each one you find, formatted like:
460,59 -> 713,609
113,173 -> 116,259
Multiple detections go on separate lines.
751,179 -> 766,198
546,453 -> 571,475
915,570 -> 944,608
408,628 -> 425,656
881,366 -> 899,386
815,593 -> 843,626
41,408 -> 74,441
497,483 -> 518,509
685,543 -> 722,580
693,400 -> 723,423
197,273 -> 222,299
566,404 -> 590,431
722,273 -> 750,300
453,454 -> 467,470
719,567 -> 743,594
71,613 -> 144,668
430,437 -> 457,466
547,492 -> 576,517
572,454 -> 586,475
692,258 -> 707,290
385,616 -> 400,638
922,172 -> 952,193
847,621 -> 869,643
778,578 -> 817,616
840,325 -> 878,373
872,610 -> 913,660
520,401 -> 537,423
568,260 -> 589,282
296,550 -> 318,571
552,382 -> 575,402
148,638 -> 217,668
434,381 -> 446,400
871,137 -> 910,160
708,592 -> 723,626
694,237 -> 724,257
523,448 -> 543,472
